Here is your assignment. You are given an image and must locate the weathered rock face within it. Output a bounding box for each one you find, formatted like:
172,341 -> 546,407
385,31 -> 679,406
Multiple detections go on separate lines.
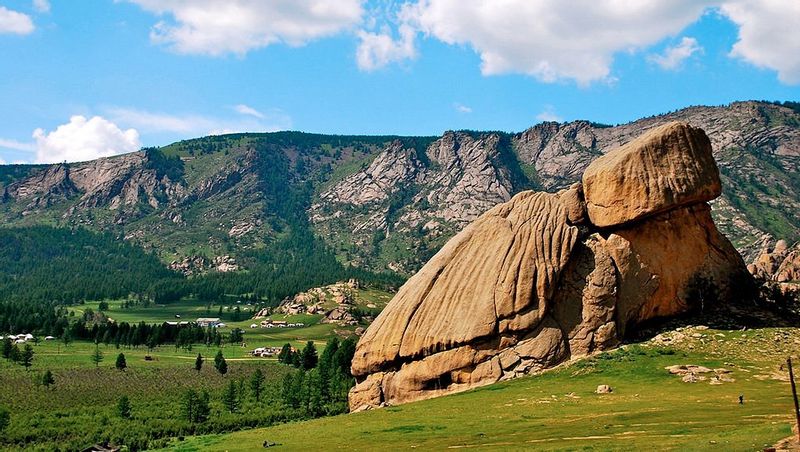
749,239 -> 800,283
583,122 -> 721,228
349,122 -> 749,411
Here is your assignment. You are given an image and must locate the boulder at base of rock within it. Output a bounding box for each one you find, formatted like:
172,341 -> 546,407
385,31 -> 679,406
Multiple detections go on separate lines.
582,122 -> 721,228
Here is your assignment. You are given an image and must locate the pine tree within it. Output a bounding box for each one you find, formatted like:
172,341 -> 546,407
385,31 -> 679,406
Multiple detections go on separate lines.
301,341 -> 318,370
183,389 -> 210,423
195,353 -> 203,372
117,395 -> 132,419
214,350 -> 228,376
115,353 -> 127,371
9,344 -> 20,363
222,380 -> 239,413
249,368 -> 265,402
277,343 -> 292,363
41,369 -> 55,389
1,338 -> 11,360
21,344 -> 34,370
91,344 -> 104,368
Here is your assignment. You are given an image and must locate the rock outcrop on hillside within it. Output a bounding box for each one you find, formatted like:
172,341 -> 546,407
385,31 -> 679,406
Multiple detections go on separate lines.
749,239 -> 800,283
349,122 -> 750,411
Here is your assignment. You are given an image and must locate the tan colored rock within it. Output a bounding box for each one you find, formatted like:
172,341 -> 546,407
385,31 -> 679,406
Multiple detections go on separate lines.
348,372 -> 384,412
582,122 -> 721,227
596,385 -> 613,394
750,240 -> 800,283
553,234 -> 619,356
349,123 -> 750,411
351,191 -> 578,376
605,203 -> 747,333
558,182 -> 588,225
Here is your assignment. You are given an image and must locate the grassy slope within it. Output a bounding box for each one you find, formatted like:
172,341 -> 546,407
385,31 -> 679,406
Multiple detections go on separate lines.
169,326 -> 800,451
0,340 -> 290,451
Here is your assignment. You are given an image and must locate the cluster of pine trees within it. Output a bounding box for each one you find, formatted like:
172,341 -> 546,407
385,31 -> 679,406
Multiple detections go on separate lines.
279,337 -> 357,417
67,319 -> 227,350
1,337 -> 34,370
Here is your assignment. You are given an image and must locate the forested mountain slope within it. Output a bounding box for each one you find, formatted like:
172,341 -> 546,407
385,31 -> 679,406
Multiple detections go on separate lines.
1,101 -> 797,275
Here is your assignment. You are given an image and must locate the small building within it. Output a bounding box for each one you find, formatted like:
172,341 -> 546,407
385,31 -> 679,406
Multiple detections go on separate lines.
250,323 -> 258,328
44,336 -> 55,341
196,318 -> 221,328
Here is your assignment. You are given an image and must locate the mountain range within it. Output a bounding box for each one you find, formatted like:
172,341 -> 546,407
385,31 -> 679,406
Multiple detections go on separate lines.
1,100 -> 798,275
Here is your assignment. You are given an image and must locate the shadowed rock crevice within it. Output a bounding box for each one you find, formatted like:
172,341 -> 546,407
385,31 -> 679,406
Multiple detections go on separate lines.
349,122 -> 749,411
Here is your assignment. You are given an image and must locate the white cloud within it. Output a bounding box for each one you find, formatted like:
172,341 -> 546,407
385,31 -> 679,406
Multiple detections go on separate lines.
356,23 -> 417,71
33,0 -> 50,13
0,138 -> 36,152
720,0 -> 800,85
107,107 -> 292,136
372,0 -> 717,85
0,6 -> 35,35
536,105 -> 562,123
128,0 -> 364,56
32,116 -> 141,164
453,103 -> 472,114
234,104 -> 265,119
648,37 -> 703,70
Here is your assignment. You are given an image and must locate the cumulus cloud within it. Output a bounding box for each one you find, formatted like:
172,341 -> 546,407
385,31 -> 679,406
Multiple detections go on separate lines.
648,36 -> 703,70
233,104 -> 265,119
128,0 -> 363,56
536,105 -> 562,123
365,0 -> 717,84
0,6 -> 35,35
720,0 -> 800,85
33,0 -> 50,13
33,116 -> 141,163
107,107 -> 292,136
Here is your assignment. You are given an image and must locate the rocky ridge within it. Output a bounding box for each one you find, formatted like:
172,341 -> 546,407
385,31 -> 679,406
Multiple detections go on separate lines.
348,122 -> 750,411
1,102 -> 797,274
315,102 -> 800,271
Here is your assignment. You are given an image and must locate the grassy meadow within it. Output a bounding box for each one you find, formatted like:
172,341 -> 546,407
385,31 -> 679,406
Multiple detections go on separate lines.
167,326 -> 800,451
0,287 -> 394,450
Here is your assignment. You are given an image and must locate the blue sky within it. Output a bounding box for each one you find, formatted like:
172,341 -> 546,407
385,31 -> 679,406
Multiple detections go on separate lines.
0,0 -> 798,163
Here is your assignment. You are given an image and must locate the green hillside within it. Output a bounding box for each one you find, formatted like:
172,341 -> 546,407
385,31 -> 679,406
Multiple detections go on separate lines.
169,325 -> 800,451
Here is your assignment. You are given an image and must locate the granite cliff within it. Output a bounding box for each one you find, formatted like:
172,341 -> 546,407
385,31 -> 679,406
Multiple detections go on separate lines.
348,123 -> 750,410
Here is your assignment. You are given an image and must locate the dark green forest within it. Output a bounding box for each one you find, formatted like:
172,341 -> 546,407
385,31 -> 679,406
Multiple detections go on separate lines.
0,223 -> 401,336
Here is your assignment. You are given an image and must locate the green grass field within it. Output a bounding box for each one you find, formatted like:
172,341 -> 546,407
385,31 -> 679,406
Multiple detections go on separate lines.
166,326 -> 800,451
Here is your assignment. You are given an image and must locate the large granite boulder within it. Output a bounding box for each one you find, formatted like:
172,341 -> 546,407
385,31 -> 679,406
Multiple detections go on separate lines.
349,123 -> 748,411
582,122 -> 721,228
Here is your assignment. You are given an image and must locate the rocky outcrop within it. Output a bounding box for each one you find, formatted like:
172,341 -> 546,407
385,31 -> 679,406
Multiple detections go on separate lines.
749,239 -> 800,283
349,122 -> 749,411
314,102 -> 800,272
582,122 -> 721,227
